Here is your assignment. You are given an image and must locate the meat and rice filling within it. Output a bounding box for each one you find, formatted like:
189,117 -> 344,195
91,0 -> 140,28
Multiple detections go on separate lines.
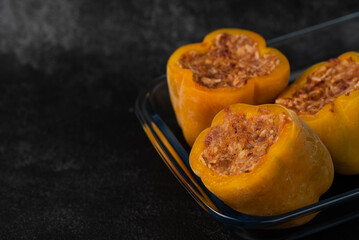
276,57 -> 359,115
178,33 -> 280,88
200,108 -> 290,176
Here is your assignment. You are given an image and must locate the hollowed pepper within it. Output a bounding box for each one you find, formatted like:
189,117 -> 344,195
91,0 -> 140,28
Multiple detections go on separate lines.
276,51 -> 359,175
167,28 -> 290,146
190,103 -> 334,227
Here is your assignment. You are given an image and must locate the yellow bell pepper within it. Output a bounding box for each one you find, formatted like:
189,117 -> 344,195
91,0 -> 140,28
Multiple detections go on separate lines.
189,103 -> 333,227
277,51 -> 359,175
167,28 -> 290,146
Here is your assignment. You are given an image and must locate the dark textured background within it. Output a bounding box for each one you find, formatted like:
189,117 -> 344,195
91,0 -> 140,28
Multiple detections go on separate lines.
0,0 -> 359,239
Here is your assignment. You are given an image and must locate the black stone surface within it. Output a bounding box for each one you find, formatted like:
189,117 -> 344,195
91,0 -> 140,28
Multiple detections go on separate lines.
0,0 -> 359,239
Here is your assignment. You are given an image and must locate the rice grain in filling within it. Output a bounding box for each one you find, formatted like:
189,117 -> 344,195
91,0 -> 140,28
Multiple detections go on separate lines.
200,108 -> 290,176
276,57 -> 359,115
178,33 -> 280,88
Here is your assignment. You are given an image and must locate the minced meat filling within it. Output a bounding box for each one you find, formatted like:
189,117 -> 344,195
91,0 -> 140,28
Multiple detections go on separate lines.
276,57 -> 359,115
200,108 -> 290,176
178,33 -> 280,88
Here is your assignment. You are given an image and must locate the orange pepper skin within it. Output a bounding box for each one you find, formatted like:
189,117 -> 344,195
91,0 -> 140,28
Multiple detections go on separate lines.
190,104 -> 334,227
167,29 -> 290,146
278,52 -> 359,175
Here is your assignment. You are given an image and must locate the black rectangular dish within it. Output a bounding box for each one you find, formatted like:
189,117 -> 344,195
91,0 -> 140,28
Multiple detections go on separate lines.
136,12 -> 359,239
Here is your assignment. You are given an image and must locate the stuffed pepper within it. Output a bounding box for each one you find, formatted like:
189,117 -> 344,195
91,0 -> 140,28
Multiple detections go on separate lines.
167,28 -> 290,146
190,103 -> 333,227
276,52 -> 359,174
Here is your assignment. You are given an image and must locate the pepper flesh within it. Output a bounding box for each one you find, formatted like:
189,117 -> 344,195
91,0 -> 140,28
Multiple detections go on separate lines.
276,51 -> 359,175
190,103 -> 334,227
167,29 -> 290,146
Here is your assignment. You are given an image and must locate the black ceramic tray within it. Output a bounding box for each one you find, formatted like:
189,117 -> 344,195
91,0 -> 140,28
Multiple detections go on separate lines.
136,12 -> 359,239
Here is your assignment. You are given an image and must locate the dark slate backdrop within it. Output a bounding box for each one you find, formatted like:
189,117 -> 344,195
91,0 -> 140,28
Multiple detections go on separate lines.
0,0 -> 359,239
